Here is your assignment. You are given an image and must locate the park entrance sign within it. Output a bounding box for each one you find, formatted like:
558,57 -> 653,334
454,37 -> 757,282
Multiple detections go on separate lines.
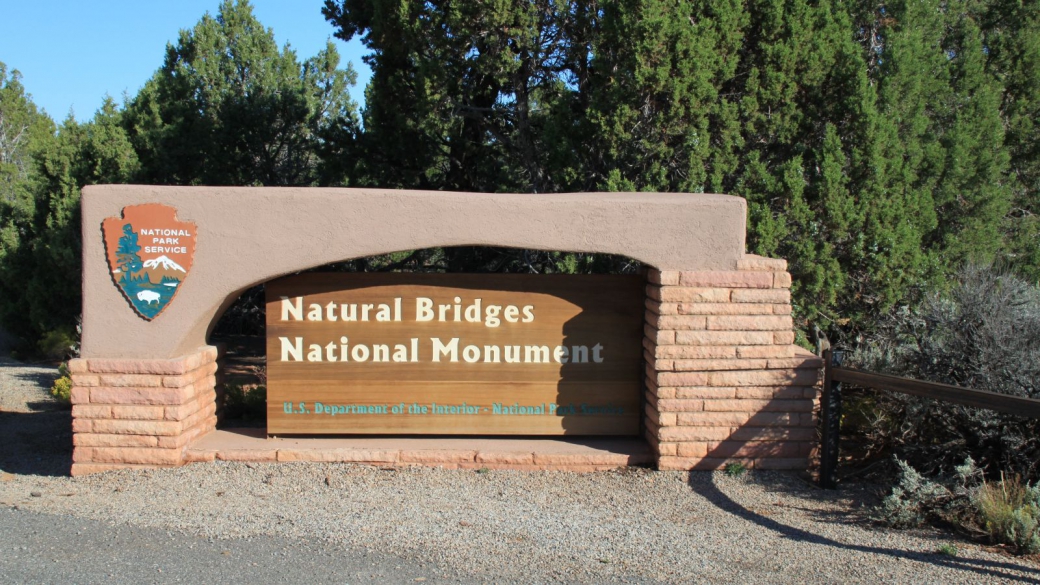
69,186 -> 823,476
266,273 -> 644,435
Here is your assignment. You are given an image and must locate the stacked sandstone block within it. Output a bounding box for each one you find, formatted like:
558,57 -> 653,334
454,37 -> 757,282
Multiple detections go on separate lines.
68,345 -> 220,476
644,255 -> 823,471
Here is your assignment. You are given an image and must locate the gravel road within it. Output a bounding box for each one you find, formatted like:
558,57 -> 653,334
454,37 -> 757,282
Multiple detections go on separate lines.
2,355 -> 1038,584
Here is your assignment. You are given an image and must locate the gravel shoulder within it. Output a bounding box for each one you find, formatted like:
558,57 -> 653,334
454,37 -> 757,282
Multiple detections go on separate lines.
0,506 -> 456,585
2,355 -> 1039,584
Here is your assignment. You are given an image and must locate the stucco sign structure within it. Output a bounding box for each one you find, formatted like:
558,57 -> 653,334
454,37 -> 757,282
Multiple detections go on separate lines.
69,186 -> 823,476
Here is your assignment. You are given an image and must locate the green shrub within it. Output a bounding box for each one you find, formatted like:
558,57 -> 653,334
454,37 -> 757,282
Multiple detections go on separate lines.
973,475 -> 1040,554
854,265 -> 1040,481
723,462 -> 747,478
876,458 -> 1040,555
936,543 -> 958,557
874,458 -> 977,528
221,383 -> 266,422
49,375 -> 72,403
38,328 -> 78,360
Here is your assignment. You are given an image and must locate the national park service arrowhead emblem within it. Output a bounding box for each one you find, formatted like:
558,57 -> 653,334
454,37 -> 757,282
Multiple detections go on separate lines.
102,204 -> 196,320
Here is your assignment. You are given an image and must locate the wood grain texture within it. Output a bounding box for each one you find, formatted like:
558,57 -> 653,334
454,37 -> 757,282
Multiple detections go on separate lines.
266,273 -> 645,435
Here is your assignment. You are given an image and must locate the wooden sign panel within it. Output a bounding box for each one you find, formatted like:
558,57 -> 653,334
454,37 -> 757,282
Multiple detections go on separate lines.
265,273 -> 644,435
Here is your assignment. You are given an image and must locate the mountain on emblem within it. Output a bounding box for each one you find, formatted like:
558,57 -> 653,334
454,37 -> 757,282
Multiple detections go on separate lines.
143,255 -> 186,272
102,204 -> 196,320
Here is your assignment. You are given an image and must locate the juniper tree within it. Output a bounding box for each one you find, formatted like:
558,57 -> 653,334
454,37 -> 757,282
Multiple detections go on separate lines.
31,100 -> 138,343
0,63 -> 56,344
584,0 -> 931,328
980,0 -> 1040,281
879,0 -> 1010,270
322,0 -> 588,193
127,0 -> 359,187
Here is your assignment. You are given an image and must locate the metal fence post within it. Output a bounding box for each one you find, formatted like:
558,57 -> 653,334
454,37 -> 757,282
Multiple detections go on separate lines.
819,349 -> 843,489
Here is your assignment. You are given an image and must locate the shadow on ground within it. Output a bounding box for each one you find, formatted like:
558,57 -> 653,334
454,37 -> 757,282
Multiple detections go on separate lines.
10,369 -> 58,388
692,473 -> 1040,583
0,357 -> 72,477
0,408 -> 72,477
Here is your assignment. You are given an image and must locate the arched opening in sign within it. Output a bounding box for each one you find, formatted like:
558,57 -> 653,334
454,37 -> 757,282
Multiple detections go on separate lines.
207,246 -> 648,437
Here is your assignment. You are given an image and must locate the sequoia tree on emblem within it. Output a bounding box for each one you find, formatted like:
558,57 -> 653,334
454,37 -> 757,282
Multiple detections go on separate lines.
102,204 -> 196,320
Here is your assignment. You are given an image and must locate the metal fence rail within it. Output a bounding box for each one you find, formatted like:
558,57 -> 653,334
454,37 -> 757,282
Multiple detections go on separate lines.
819,349 -> 1040,489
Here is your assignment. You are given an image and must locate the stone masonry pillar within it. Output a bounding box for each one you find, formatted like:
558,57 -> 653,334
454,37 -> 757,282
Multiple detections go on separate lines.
644,255 -> 822,471
67,346 -> 220,476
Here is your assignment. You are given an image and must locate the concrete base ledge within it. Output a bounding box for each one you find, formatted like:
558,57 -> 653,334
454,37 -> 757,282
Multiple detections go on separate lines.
186,430 -> 653,472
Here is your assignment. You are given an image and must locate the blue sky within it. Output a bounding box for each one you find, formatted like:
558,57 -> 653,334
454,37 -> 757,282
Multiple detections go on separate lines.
0,0 -> 372,121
